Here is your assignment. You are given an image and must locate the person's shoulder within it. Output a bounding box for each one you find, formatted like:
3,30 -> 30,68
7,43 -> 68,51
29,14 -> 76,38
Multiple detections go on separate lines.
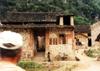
0,62 -> 25,71
15,65 -> 26,71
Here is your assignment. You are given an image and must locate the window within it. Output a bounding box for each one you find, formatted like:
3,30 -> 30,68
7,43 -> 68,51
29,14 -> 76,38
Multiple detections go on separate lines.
59,34 -> 66,44
49,38 -> 57,45
54,38 -> 57,45
56,16 -> 71,25
49,33 -> 58,45
49,38 -> 52,45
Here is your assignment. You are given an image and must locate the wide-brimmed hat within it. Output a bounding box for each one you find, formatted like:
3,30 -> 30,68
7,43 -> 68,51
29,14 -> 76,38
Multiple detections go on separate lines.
0,31 -> 23,50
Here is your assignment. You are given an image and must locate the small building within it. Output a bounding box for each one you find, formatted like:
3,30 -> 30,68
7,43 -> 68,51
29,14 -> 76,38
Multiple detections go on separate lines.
74,21 -> 100,48
0,12 -> 75,61
75,25 -> 91,48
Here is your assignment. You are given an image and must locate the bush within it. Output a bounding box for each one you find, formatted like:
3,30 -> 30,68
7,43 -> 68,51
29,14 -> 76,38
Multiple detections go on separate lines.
74,16 -> 90,25
85,47 -> 100,57
17,61 -> 46,71
85,49 -> 95,57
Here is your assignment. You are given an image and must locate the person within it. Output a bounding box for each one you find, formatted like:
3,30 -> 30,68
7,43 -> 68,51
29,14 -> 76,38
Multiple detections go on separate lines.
47,52 -> 51,62
0,31 -> 25,71
76,39 -> 82,46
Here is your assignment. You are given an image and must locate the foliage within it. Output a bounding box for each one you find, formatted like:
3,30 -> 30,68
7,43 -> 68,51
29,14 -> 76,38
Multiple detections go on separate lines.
85,49 -> 95,57
0,0 -> 100,24
18,61 -> 47,71
74,16 -> 90,25
85,47 -> 100,57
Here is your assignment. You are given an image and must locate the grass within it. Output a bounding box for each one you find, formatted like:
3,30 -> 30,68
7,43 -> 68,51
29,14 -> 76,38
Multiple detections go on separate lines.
17,61 -> 78,71
18,61 -> 47,71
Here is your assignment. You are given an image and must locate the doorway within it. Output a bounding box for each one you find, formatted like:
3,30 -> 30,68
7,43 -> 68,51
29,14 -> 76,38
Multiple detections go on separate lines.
34,28 -> 45,53
33,28 -> 46,61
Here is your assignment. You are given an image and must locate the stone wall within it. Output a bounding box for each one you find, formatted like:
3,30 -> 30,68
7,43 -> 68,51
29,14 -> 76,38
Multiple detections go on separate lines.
48,44 -> 75,61
91,21 -> 100,45
21,29 -> 34,61
45,28 -> 75,61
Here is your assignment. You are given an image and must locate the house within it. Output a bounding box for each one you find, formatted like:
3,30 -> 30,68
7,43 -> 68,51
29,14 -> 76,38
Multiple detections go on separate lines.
74,21 -> 100,49
75,25 -> 91,48
0,12 -> 75,61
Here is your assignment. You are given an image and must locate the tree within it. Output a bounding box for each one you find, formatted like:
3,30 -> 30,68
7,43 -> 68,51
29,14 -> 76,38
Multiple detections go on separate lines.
0,0 -> 100,25
0,0 -> 8,18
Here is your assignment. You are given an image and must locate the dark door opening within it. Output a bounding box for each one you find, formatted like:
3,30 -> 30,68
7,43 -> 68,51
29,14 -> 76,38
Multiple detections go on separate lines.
88,38 -> 92,47
34,29 -> 45,52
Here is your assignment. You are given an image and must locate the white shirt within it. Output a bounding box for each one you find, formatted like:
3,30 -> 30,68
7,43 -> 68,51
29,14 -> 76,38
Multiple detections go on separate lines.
0,61 -> 25,71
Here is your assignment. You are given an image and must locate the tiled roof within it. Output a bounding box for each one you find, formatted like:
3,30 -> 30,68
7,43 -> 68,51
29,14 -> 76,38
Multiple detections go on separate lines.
75,25 -> 91,33
0,12 -> 90,33
1,12 -> 63,22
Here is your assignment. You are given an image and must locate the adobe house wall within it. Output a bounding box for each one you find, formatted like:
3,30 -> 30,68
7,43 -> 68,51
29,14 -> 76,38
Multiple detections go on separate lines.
21,29 -> 34,61
0,27 -> 74,61
45,27 -> 75,60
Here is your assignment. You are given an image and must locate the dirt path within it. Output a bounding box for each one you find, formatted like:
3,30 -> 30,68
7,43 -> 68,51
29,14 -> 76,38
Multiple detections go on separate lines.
72,61 -> 100,71
72,49 -> 100,71
75,49 -> 96,62
33,49 -> 100,71
33,52 -> 45,62
53,49 -> 100,71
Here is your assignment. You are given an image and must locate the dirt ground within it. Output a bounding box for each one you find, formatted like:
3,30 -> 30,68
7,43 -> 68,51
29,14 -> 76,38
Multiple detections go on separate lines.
72,61 -> 100,71
34,49 -> 100,71
72,49 -> 100,71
